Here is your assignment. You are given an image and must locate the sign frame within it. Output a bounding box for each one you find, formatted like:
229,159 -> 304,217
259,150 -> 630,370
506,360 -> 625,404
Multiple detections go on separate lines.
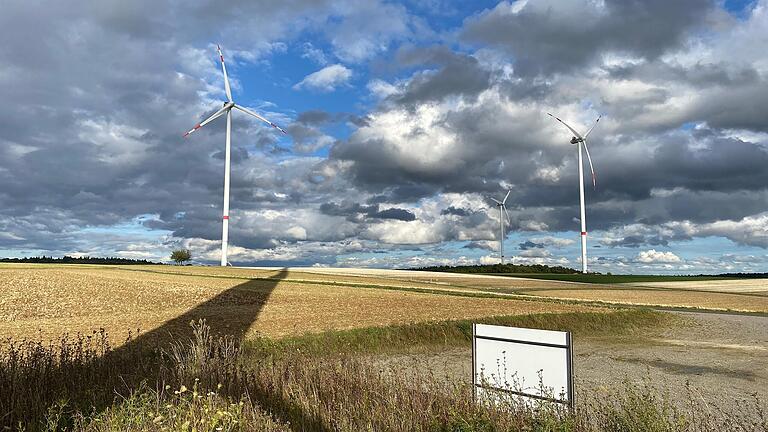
472,323 -> 574,408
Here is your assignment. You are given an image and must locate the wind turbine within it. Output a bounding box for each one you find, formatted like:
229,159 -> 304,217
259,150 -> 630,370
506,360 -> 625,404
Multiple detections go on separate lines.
184,45 -> 287,267
490,191 -> 511,264
547,112 -> 601,273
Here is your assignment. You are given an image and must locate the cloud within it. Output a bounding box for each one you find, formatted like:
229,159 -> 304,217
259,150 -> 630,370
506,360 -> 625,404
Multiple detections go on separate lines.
520,236 -> 575,250
375,207 -> 417,221
636,249 -> 682,264
324,1 -> 426,63
601,211 -> 768,250
391,46 -> 492,104
318,202 -> 416,222
293,64 -> 353,92
462,0 -> 713,76
300,42 -> 328,65
463,240 -> 496,251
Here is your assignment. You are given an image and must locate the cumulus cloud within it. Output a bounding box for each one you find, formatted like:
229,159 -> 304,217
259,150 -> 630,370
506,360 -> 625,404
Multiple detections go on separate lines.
293,64 -> 353,92
637,249 -> 682,264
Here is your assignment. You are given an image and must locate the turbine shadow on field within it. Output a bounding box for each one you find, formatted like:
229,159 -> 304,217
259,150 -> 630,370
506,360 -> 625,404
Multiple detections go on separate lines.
118,267 -> 289,347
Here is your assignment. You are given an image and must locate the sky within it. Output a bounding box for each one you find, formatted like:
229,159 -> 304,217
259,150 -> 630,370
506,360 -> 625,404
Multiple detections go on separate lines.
0,0 -> 767,274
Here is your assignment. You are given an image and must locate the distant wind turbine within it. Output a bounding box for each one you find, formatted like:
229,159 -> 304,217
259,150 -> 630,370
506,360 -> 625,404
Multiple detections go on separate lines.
184,45 -> 287,267
547,112 -> 601,273
490,191 -> 511,265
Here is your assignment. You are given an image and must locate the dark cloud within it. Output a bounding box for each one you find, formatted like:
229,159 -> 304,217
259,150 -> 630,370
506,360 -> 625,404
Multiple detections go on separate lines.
391,45 -> 492,104
319,202 -> 416,221
296,110 -> 334,125
463,241 -> 494,251
605,61 -> 760,89
441,206 -> 471,216
518,240 -> 539,250
602,235 -> 670,248
462,0 -> 713,76
693,82 -> 768,132
374,207 -> 416,221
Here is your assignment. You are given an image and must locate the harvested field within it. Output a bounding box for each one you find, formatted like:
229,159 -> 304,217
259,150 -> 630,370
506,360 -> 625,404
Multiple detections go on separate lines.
519,288 -> 768,313
273,266 -> 585,291
0,264 -> 601,344
110,265 -> 585,292
626,279 -> 768,295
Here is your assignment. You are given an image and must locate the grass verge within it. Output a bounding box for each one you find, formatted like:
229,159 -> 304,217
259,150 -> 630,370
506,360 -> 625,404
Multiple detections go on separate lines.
245,309 -> 668,357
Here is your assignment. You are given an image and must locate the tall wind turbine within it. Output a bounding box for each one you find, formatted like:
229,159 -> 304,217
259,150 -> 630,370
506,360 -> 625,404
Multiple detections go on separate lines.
547,112 -> 601,273
490,191 -> 511,264
184,45 -> 287,267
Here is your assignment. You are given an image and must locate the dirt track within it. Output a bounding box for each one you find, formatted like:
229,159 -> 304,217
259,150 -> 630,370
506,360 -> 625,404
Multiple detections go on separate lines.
378,311 -> 768,411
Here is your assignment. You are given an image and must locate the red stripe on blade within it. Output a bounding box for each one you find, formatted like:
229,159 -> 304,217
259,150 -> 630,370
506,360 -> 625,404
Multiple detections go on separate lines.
223,216 -> 229,220
581,231 -> 587,235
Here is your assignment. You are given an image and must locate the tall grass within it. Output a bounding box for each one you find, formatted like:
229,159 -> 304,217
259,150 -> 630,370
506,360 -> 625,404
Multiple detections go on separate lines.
1,314 -> 765,431
0,329 -> 158,429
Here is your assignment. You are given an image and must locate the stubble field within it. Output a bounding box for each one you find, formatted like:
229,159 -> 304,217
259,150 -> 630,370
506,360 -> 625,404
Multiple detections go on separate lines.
0,264 -> 601,344
2,264 -> 767,346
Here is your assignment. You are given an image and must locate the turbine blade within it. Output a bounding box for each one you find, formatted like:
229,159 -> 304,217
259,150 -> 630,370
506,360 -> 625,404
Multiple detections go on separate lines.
583,115 -> 602,139
490,197 -> 501,205
547,112 -> 583,139
502,190 -> 511,204
233,104 -> 287,134
583,140 -> 597,188
503,206 -> 511,224
183,106 -> 229,137
217,45 -> 233,102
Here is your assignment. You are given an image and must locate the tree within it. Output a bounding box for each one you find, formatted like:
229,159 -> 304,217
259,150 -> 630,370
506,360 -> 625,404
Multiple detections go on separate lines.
170,249 -> 192,265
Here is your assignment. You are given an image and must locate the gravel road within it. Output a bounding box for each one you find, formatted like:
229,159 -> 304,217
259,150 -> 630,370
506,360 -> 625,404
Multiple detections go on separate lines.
377,311 -> 768,411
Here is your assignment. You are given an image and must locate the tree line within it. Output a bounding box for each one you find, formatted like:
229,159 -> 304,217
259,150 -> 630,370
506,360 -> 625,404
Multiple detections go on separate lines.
0,256 -> 162,265
412,263 -> 580,274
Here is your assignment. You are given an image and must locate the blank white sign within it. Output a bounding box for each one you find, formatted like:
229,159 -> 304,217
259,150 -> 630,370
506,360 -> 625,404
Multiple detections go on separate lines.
473,324 -> 573,405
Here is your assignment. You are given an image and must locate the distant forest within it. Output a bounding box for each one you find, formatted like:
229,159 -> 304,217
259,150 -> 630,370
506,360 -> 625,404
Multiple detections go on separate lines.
0,256 -> 161,265
717,272 -> 768,278
413,264 -> 579,274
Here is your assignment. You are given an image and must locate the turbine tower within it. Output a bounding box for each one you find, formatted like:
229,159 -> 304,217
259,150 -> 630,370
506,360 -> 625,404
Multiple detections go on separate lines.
490,191 -> 511,264
184,45 -> 287,266
547,112 -> 601,273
